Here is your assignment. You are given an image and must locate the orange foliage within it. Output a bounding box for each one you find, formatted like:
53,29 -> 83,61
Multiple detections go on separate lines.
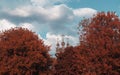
78,12 -> 120,75
55,12 -> 120,75
54,46 -> 91,75
0,27 -> 53,75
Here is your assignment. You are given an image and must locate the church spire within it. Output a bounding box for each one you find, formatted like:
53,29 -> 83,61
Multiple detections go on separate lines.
56,38 -> 60,53
56,34 -> 71,55
56,38 -> 59,47
66,37 -> 70,47
61,34 -> 65,47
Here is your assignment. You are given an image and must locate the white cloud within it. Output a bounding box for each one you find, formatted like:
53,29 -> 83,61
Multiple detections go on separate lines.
4,5 -> 97,24
0,19 -> 16,31
9,8 -> 30,17
3,3 -> 97,26
44,33 -> 61,46
2,6 -> 30,17
3,4 -> 75,34
6,4 -> 74,21
0,19 -> 34,31
43,33 -> 79,56
65,35 -> 79,46
73,8 -> 97,17
30,0 -> 65,7
46,4 -> 74,21
19,23 -> 34,30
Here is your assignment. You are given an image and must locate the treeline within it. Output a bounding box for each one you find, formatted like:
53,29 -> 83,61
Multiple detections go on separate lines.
0,12 -> 120,75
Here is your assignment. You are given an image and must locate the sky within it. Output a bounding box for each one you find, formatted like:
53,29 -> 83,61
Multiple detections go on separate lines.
0,0 -> 120,56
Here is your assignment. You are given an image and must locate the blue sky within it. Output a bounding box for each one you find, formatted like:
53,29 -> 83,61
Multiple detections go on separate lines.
0,0 -> 120,56
67,0 -> 120,11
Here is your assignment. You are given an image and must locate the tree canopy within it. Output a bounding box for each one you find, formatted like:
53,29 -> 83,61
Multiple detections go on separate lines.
55,12 -> 120,75
0,27 -> 53,75
78,12 -> 120,75
54,46 -> 91,75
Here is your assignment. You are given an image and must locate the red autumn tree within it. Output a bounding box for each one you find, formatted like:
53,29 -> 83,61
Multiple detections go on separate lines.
55,12 -> 120,75
54,46 -> 90,75
78,12 -> 120,75
0,27 -> 53,75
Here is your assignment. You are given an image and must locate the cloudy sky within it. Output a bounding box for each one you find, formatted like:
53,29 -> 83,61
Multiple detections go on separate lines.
0,0 -> 120,56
